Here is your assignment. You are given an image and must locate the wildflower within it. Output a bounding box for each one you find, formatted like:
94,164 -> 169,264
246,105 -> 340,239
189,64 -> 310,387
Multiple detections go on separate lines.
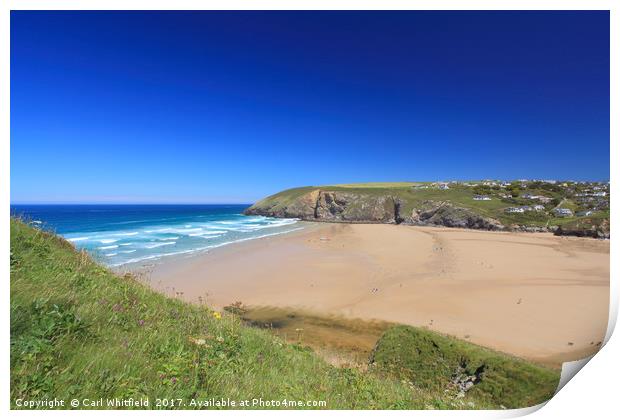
212,311 -> 222,320
137,319 -> 145,326
189,337 -> 206,346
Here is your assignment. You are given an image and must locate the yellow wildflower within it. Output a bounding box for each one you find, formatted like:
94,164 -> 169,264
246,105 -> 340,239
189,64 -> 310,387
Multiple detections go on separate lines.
212,311 -> 222,320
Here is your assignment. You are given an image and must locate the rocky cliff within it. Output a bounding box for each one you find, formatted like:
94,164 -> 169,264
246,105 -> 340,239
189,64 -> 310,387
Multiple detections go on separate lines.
245,189 -> 504,231
245,189 -> 401,223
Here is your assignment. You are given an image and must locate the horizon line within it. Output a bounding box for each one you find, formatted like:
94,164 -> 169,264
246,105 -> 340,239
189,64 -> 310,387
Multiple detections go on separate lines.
10,202 -> 254,206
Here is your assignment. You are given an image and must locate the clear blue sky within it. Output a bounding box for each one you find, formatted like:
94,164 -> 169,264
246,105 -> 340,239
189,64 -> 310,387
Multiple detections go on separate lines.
11,11 -> 610,204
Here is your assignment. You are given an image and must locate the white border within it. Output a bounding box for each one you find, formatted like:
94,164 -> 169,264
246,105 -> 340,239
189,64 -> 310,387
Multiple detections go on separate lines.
1,2 -> 616,419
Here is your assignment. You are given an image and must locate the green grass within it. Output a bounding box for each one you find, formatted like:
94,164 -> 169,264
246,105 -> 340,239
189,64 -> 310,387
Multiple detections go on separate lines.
250,186 -> 318,214
370,326 -> 559,409
11,218 -> 560,409
329,182 -> 419,188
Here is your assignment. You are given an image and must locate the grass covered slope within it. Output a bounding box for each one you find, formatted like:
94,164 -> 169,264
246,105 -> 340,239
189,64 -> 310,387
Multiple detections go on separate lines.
10,218 -> 559,409
10,218 -> 424,409
370,326 -> 559,409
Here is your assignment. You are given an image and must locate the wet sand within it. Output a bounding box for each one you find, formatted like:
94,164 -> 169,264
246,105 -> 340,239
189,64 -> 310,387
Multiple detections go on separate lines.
139,222 -> 609,366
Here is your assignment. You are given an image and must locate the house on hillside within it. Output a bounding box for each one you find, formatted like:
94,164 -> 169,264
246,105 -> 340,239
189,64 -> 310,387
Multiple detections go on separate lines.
438,183 -> 450,190
521,193 -> 553,203
506,205 -> 542,213
473,195 -> 491,201
553,208 -> 573,217
576,210 -> 593,217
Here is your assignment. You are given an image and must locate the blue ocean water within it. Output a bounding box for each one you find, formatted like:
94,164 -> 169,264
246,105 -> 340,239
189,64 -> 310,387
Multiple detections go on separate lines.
10,205 -> 301,267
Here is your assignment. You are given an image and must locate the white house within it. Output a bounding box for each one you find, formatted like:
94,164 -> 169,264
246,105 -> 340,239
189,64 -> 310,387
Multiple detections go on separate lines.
553,208 -> 573,217
473,195 -> 492,201
505,207 -> 525,213
533,205 -> 545,211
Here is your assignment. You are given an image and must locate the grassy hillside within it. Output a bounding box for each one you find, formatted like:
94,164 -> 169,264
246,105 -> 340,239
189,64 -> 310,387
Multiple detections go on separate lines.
11,218 -> 559,409
371,326 -> 559,408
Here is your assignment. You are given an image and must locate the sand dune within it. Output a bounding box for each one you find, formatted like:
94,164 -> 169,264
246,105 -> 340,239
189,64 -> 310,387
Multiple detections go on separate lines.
144,222 -> 609,366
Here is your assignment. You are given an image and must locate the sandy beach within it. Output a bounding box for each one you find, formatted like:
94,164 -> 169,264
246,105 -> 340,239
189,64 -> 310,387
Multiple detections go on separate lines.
142,223 -> 609,366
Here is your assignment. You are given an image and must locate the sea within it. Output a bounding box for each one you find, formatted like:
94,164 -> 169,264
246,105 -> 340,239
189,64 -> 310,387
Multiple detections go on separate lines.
10,204 -> 301,267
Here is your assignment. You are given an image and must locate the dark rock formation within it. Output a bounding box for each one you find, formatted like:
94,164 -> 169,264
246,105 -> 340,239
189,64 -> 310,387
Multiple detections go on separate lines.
404,201 -> 504,231
554,220 -> 610,239
509,225 -> 551,233
314,191 -> 400,223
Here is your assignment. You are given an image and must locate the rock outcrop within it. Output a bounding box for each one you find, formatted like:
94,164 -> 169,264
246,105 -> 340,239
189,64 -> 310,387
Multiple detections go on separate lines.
314,191 -> 401,223
509,225 -> 556,233
404,201 -> 504,231
245,190 -> 401,223
554,219 -> 610,239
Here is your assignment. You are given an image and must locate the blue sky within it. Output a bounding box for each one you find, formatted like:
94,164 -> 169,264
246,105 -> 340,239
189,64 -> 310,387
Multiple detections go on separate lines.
11,11 -> 610,204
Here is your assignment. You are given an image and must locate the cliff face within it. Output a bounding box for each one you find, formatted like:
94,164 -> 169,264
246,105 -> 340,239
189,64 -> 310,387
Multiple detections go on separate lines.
245,189 -> 504,230
245,190 -> 401,223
